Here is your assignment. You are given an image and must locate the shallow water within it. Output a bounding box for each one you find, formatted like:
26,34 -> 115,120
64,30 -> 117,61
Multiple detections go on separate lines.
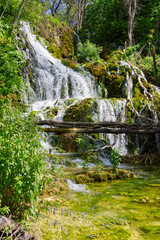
33,166 -> 160,240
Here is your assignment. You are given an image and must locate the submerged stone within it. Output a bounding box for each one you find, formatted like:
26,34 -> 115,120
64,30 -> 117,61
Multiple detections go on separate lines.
75,169 -> 135,184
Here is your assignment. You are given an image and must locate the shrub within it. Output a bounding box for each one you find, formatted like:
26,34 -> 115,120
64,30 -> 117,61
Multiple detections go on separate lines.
0,107 -> 47,218
76,40 -> 102,63
110,149 -> 121,168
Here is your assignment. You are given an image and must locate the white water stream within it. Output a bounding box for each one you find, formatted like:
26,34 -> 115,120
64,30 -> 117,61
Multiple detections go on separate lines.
20,22 -> 160,163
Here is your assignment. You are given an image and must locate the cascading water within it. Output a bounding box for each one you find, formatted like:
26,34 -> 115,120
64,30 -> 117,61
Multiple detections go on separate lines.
21,22 -> 98,102
96,99 -> 128,155
20,22 -> 160,162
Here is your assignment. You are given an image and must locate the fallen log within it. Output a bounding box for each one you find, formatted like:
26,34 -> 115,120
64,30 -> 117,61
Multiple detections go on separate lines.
39,126 -> 160,134
36,120 -> 160,129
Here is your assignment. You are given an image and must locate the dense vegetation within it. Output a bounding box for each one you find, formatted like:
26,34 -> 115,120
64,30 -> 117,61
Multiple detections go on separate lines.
0,0 -> 160,223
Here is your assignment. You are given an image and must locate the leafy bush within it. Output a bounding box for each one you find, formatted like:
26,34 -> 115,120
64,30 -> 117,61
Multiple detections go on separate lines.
0,21 -> 25,108
76,40 -> 102,63
110,149 -> 121,168
137,55 -> 160,82
0,44 -> 24,97
0,107 -> 47,218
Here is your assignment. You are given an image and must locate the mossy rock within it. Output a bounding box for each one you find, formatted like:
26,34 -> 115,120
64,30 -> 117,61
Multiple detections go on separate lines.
124,66 -> 132,75
133,83 -> 143,98
50,133 -> 78,152
47,42 -> 62,59
105,74 -> 125,98
64,159 -> 77,167
85,62 -> 106,77
61,59 -> 78,70
63,98 -> 97,122
59,133 -> 78,152
29,111 -> 40,118
38,22 -> 76,59
130,97 -> 149,112
75,169 -> 135,184
60,23 -> 76,58
107,63 -> 118,72
141,78 -> 150,89
119,66 -> 125,76
46,107 -> 58,119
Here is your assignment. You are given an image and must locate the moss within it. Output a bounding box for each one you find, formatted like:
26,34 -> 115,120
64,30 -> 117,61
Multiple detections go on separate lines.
63,99 -> 97,122
75,169 -> 135,184
39,22 -> 76,60
29,111 -> 39,118
105,74 -> 125,98
34,166 -> 160,240
61,59 -> 78,70
124,66 -> 132,75
131,97 -> 149,112
140,225 -> 160,235
85,62 -> 106,77
90,133 -> 101,140
133,83 -> 143,98
47,42 -> 62,59
119,66 -> 125,76
126,110 -> 134,124
60,23 -> 76,58
141,78 -> 150,89
108,63 -> 118,72
64,160 -> 77,167
46,107 -> 58,119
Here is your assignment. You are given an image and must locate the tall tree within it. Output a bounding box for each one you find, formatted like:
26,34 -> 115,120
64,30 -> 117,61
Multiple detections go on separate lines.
13,0 -> 27,26
125,0 -> 138,46
77,0 -> 88,33
49,0 -> 62,16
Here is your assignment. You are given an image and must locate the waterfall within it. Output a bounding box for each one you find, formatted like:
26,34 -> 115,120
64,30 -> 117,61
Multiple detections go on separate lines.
20,22 -> 160,159
20,22 -> 129,157
21,22 -> 98,102
97,99 -> 128,155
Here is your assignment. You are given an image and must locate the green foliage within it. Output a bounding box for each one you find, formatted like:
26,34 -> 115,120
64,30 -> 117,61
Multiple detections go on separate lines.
0,43 -> 24,95
80,0 -> 128,45
0,20 -> 25,108
75,137 -> 91,153
110,149 -> 121,168
81,158 -> 90,172
0,200 -> 10,215
137,55 -> 160,82
76,40 -> 102,63
0,107 -> 47,218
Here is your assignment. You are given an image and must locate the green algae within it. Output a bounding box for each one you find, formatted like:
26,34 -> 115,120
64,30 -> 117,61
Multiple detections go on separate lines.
32,168 -> 160,240
62,169 -> 160,239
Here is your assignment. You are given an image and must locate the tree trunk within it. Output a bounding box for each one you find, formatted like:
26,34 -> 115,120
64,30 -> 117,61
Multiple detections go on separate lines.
155,15 -> 160,47
13,0 -> 27,27
126,0 -> 137,46
77,0 -> 88,33
36,120 -> 160,134
152,44 -> 157,82
0,0 -> 9,19
40,127 -> 160,134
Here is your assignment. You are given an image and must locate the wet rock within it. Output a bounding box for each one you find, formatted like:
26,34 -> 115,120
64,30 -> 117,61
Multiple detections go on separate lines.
0,216 -> 10,230
75,169 -> 135,184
